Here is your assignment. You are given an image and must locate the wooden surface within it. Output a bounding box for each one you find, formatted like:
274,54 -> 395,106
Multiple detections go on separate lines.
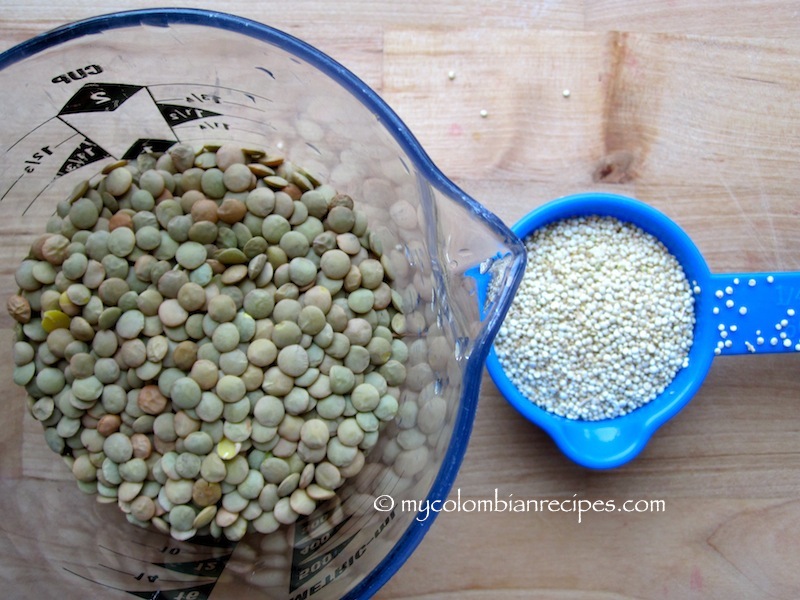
2,2 -> 800,599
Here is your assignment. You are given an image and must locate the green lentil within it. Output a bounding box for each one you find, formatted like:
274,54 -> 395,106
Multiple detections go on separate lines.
273,299 -> 301,324
170,504 -> 197,532
380,359 -> 407,386
246,338 -> 278,368
224,454 -> 249,485
300,419 -> 330,449
104,432 -> 133,463
223,397 -> 251,423
105,167 -> 133,196
176,242 -> 207,270
252,395 -> 284,427
261,366 -> 293,397
319,249 -> 351,279
216,375 -> 246,403
164,478 -> 194,504
72,375 -> 103,402
188,220 -> 218,244
315,394 -> 346,420
219,349 -> 248,376
200,168 -> 226,199
108,227 -> 136,257
32,261 -> 57,286
175,452 -> 202,479
275,283 -> 300,303
208,294 -> 237,323
356,410 -> 380,432
344,345 -> 371,374
262,214 -> 290,244
199,453 -> 226,484
212,322 -> 240,352
195,392 -> 224,422
272,321 -> 302,349
167,214 -> 193,242
283,387 -> 310,415
351,383 -> 380,412
329,365 -> 355,395
95,358 -> 121,384
326,438 -> 357,468
116,310 -> 145,339
294,367 -> 319,388
170,377 -> 202,410
35,367 -> 65,396
119,458 -> 148,483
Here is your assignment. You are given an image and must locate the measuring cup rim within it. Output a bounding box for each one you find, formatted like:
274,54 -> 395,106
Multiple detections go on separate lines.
0,7 -> 517,254
487,192 -> 716,469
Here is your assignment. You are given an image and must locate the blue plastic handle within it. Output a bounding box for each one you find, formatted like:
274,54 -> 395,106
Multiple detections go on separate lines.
705,272 -> 800,355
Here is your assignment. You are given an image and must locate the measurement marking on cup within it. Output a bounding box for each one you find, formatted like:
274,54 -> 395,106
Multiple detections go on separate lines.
98,542 -> 233,577
62,567 -> 136,595
98,562 -> 188,584
22,146 -> 53,172
185,92 -> 221,103
64,565 -> 219,600
62,539 -> 229,600
62,545 -> 225,600
198,120 -> 230,131
129,539 -> 206,557
6,80 -> 281,213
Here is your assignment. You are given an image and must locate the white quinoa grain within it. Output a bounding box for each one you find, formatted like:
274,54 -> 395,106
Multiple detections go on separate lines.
495,215 -> 696,421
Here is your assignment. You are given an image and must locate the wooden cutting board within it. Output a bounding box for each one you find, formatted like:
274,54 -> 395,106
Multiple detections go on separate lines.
1,3 -> 799,599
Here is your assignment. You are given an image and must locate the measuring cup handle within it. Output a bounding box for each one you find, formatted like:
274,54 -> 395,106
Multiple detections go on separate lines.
706,272 -> 800,355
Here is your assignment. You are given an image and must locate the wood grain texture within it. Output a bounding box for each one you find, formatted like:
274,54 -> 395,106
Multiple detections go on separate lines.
1,2 -> 799,599
585,0 -> 800,38
383,28 -> 800,274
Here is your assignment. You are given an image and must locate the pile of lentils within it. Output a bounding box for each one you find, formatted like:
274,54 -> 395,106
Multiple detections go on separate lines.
7,143 -> 408,541
494,215 -> 695,421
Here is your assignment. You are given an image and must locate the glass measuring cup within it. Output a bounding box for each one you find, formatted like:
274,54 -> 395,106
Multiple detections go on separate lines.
481,192 -> 800,470
0,9 -> 526,599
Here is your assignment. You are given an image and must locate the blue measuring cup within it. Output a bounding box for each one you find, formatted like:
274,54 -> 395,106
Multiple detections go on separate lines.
482,192 -> 800,469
